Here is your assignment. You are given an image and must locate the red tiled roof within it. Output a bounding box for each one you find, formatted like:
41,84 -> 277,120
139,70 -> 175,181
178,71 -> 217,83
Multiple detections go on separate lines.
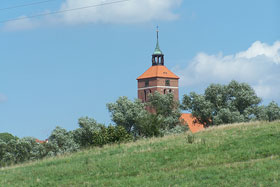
181,113 -> 204,133
35,139 -> 48,144
137,65 -> 179,80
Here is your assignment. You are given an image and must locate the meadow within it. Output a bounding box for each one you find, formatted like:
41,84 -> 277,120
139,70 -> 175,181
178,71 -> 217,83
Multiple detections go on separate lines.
1,121 -> 280,186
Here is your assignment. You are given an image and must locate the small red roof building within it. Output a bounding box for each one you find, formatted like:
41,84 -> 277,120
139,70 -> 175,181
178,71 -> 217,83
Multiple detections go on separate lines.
35,139 -> 48,144
181,113 -> 204,133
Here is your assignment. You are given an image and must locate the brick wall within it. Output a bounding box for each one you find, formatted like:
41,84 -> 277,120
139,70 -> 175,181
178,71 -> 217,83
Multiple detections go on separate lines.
137,77 -> 179,102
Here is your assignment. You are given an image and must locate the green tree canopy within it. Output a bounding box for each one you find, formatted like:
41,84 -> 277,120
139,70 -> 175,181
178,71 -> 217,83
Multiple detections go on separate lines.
0,133 -> 18,143
107,93 -> 183,137
107,96 -> 147,134
182,80 -> 262,127
266,101 -> 280,121
73,117 -> 104,147
147,91 -> 181,129
256,101 -> 280,122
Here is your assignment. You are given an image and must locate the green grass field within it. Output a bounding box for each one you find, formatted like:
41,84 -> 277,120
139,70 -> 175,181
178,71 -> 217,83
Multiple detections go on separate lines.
1,121 -> 280,186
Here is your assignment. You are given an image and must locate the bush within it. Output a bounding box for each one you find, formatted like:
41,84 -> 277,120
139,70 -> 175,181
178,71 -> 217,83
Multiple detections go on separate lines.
92,125 -> 132,147
73,117 -> 103,147
135,114 -> 164,138
0,133 -> 18,143
0,137 -> 47,167
161,125 -> 189,136
47,126 -> 79,156
266,101 -> 280,122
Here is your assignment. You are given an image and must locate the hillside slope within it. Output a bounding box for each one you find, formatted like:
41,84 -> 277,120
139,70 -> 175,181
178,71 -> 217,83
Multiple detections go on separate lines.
1,121 -> 280,186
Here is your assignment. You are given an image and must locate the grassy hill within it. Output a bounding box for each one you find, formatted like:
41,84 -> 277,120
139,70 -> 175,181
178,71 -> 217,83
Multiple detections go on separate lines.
1,121 -> 280,186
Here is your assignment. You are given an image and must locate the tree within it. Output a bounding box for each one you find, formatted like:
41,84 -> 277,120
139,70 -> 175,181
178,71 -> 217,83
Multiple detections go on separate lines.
0,133 -> 18,143
147,91 -> 181,129
134,113 -> 164,137
182,81 -> 262,127
73,117 -> 103,147
181,92 -> 214,126
107,96 -> 147,134
0,139 -> 7,165
107,94 -> 182,138
47,126 -> 79,156
92,125 -> 132,147
266,101 -> 280,121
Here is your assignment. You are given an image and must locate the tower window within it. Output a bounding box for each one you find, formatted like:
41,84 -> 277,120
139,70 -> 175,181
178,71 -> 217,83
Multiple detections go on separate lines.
145,80 -> 149,87
165,80 -> 170,86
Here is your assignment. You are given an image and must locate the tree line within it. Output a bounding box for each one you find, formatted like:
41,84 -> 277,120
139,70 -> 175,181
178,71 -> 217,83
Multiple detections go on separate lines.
182,80 -> 280,127
1,80 -> 280,167
0,92 -> 184,167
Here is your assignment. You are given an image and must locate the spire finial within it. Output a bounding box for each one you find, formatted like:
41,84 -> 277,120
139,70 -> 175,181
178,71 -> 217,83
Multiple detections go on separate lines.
156,25 -> 159,41
153,26 -> 162,55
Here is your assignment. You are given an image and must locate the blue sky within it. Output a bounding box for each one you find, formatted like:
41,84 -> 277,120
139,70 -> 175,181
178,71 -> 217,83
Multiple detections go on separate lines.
0,0 -> 279,139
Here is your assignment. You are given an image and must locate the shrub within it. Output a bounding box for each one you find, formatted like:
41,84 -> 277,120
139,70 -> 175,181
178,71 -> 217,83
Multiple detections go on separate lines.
266,101 -> 280,122
92,125 -> 132,147
0,133 -> 18,143
73,117 -> 103,147
135,114 -> 164,138
161,125 -> 189,136
47,126 -> 79,156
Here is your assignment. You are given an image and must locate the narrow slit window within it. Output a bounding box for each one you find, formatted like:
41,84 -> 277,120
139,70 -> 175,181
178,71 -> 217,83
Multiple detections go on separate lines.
145,80 -> 149,87
165,80 -> 170,86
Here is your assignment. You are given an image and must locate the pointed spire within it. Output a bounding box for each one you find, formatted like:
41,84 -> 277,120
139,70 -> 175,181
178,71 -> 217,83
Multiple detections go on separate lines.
154,26 -> 163,55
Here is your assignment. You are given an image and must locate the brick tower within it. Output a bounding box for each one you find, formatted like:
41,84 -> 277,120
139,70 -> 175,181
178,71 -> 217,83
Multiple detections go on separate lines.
137,28 -> 179,103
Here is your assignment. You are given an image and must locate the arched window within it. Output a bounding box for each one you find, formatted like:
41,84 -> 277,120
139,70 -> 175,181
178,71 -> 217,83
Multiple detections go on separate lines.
144,90 -> 147,102
144,89 -> 152,101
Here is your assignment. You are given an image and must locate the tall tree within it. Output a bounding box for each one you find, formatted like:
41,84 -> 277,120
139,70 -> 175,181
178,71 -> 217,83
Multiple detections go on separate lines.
265,101 -> 280,122
182,80 -> 262,127
147,91 -> 181,129
107,96 -> 147,134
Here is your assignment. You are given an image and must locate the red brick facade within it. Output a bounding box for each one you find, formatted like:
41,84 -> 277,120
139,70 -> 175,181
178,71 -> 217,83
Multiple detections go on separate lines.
137,77 -> 179,102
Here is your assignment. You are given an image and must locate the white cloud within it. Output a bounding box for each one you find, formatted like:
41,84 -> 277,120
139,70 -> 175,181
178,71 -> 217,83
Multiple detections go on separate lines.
59,0 -> 181,24
175,41 -> 280,102
0,94 -> 7,102
2,16 -> 40,31
3,0 -> 182,30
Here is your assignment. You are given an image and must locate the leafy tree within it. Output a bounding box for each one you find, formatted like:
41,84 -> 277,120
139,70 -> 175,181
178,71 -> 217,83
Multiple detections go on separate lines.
73,117 -> 103,147
105,125 -> 132,143
257,101 -> 280,122
92,125 -> 132,147
135,113 -> 164,137
13,137 -> 45,163
266,101 -> 280,121
47,126 -> 79,156
0,133 -> 18,143
182,81 -> 262,127
1,139 -> 17,165
181,92 -> 214,126
0,140 -> 7,164
107,94 -> 182,138
147,92 -> 182,129
107,96 -> 147,134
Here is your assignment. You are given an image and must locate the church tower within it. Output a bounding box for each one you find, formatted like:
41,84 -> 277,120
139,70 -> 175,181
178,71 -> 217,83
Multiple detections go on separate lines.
137,28 -> 179,103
